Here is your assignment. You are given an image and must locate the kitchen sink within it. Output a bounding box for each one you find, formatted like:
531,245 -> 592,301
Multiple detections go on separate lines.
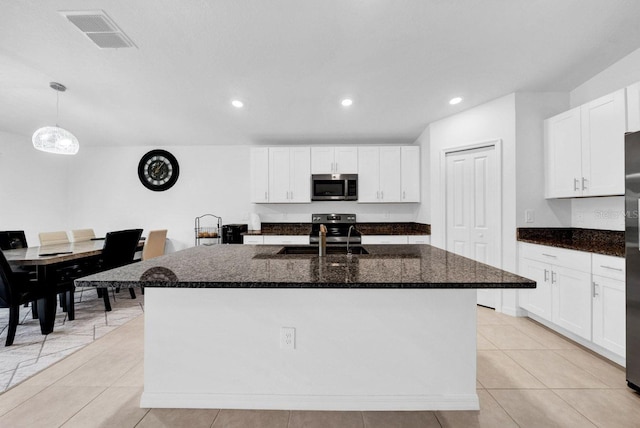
277,245 -> 369,255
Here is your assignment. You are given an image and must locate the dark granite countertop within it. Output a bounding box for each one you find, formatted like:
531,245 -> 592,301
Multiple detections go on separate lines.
76,244 -> 533,290
243,222 -> 430,236
517,228 -> 624,257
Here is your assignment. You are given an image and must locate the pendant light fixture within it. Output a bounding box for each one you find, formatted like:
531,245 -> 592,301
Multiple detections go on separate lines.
32,82 -> 79,155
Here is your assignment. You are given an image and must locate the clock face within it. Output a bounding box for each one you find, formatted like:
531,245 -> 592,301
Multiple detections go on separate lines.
138,149 -> 179,191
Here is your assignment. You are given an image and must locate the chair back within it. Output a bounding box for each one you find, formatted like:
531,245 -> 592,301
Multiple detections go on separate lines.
0,231 -> 28,250
0,250 -> 16,308
102,229 -> 143,270
39,231 -> 70,246
142,229 -> 168,261
70,229 -> 96,242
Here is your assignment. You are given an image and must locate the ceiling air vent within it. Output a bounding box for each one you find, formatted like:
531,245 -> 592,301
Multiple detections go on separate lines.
60,10 -> 136,49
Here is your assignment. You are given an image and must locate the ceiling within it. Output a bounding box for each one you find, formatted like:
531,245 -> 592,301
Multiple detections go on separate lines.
2,0 -> 640,148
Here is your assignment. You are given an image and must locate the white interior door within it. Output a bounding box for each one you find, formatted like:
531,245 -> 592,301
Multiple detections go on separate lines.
445,145 -> 500,308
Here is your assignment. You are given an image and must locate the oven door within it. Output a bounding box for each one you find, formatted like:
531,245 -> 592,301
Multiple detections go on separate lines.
311,175 -> 346,200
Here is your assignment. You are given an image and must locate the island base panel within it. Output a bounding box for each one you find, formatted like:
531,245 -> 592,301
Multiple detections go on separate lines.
142,288 -> 479,411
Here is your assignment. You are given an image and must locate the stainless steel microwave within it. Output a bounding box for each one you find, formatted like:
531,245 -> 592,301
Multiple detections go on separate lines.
311,174 -> 358,201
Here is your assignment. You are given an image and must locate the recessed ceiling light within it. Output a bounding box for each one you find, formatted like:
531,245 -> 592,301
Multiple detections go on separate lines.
449,97 -> 463,105
341,98 -> 353,107
231,100 -> 244,108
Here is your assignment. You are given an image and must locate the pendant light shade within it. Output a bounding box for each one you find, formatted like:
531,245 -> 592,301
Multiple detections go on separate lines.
32,82 -> 79,155
32,126 -> 79,155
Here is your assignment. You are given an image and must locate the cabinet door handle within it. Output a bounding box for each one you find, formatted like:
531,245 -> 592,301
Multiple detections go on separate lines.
381,191 -> 384,199
582,177 -> 588,191
331,162 -> 335,172
551,271 -> 557,284
403,191 -> 406,199
290,191 -> 293,200
544,269 -> 549,282
264,191 -> 268,200
376,191 -> 380,199
335,162 -> 338,172
542,253 -> 557,258
593,281 -> 599,298
574,178 -> 580,191
601,265 -> 623,272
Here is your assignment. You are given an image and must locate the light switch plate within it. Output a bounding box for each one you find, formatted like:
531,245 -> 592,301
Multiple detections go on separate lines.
525,209 -> 535,223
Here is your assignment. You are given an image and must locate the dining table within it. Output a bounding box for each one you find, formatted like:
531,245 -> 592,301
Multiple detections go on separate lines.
3,239 -> 143,335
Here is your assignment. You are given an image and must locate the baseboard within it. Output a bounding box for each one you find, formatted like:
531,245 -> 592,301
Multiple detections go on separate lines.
140,392 -> 480,411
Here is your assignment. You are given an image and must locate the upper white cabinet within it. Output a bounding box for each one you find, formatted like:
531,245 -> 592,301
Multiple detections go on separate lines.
400,146 -> 420,202
268,147 -> 311,203
358,146 -> 401,203
545,89 -> 626,198
311,147 -> 358,174
250,147 -> 269,203
627,81 -> 640,132
545,108 -> 582,198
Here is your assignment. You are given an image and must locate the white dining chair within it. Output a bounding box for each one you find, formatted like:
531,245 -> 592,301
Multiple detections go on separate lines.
142,229 -> 168,261
38,231 -> 70,246
70,228 -> 96,242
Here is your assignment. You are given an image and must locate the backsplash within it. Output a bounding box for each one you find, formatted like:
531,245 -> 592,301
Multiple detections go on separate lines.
571,196 -> 625,231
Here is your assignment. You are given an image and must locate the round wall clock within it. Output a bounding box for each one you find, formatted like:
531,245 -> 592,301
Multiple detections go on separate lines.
138,149 -> 180,191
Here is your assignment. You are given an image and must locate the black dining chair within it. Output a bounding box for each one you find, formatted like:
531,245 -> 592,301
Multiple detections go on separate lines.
97,229 -> 143,311
0,231 -> 28,250
0,249 -> 50,346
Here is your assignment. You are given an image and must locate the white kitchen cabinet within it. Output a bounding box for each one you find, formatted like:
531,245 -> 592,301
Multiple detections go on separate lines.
592,254 -> 626,357
519,257 -> 553,319
250,148 -> 269,203
311,146 -> 358,174
627,81 -> 640,132
243,235 -> 264,245
518,243 -> 592,340
545,89 -> 626,198
581,89 -> 626,196
268,147 -> 311,203
545,108 -> 582,198
407,235 -> 430,244
551,264 -> 592,340
361,235 -> 408,245
358,146 -> 401,203
400,146 -> 420,202
263,235 -> 310,245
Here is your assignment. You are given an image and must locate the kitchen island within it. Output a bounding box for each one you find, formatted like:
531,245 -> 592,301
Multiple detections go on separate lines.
76,244 -> 534,411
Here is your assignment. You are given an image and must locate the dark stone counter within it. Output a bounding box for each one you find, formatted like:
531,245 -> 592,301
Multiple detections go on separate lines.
517,228 -> 624,257
243,222 -> 431,236
76,244 -> 534,290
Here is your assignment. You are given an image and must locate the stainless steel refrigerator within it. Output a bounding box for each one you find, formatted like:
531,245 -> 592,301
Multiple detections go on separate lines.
626,130 -> 640,391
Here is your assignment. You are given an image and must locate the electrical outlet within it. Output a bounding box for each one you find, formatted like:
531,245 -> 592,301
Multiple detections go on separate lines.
525,209 -> 535,223
384,211 -> 390,219
280,327 -> 295,350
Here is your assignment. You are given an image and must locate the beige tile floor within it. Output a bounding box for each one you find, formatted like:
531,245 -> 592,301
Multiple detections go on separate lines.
0,305 -> 638,427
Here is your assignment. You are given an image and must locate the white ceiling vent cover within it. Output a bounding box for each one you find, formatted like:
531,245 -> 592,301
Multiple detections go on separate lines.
61,10 -> 136,49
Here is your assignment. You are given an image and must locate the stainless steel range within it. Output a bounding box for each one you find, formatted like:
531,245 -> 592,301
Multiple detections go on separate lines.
309,213 -> 361,245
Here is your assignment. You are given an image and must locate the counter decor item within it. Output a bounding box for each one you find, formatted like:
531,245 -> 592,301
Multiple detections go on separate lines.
138,149 -> 180,191
194,214 -> 222,246
248,212 -> 261,231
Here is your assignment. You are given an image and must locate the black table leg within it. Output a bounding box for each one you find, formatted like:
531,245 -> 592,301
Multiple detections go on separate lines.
36,266 -> 57,334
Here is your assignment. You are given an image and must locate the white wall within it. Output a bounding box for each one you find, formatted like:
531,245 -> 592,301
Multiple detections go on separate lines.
515,92 -> 571,228
570,47 -> 640,106
0,131 -> 71,246
67,145 -> 254,251
571,196 -> 625,231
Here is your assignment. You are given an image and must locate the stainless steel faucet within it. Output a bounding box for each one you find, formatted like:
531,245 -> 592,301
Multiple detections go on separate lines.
346,225 -> 355,255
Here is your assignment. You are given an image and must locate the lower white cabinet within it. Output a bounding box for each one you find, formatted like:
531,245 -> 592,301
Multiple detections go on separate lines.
407,235 -> 431,244
519,243 -> 592,340
592,254 -> 626,357
361,235 -> 408,245
243,235 -> 264,245
518,243 -> 625,360
262,235 -> 309,245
